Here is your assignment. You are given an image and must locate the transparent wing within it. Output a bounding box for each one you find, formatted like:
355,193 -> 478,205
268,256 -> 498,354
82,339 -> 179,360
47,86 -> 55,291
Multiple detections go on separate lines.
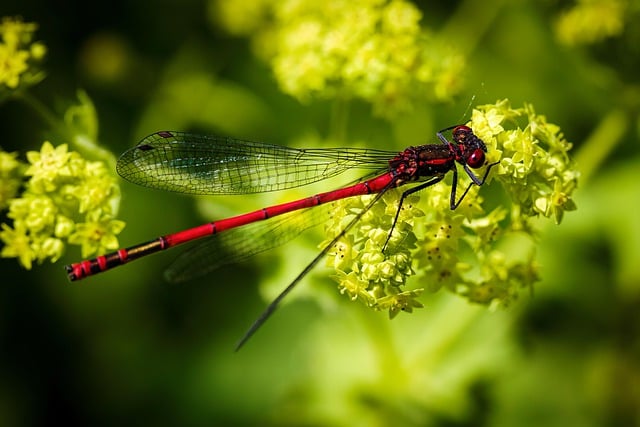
164,203 -> 334,283
117,131 -> 396,195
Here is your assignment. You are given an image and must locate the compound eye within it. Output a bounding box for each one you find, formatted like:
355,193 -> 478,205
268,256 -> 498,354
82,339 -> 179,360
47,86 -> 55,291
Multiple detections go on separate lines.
467,148 -> 486,168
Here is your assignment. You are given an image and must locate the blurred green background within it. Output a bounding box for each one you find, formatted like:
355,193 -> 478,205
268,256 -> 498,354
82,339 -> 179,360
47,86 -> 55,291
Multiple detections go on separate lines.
1,0 -> 639,426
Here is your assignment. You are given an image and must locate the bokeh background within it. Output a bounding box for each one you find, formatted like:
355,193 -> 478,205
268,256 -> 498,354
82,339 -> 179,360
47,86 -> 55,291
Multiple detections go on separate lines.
1,0 -> 639,426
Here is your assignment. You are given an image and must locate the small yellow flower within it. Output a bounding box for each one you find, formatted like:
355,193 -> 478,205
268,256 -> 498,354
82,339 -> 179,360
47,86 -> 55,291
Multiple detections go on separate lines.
25,142 -> 72,193
534,178 -> 578,224
0,44 -> 29,88
37,236 -> 65,263
68,210 -> 125,258
20,195 -> 57,232
376,289 -> 424,318
335,270 -> 375,304
0,223 -> 35,269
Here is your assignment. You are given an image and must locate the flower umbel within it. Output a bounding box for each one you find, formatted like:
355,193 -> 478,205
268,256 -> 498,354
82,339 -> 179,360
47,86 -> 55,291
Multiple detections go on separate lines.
0,16 -> 46,97
476,100 -> 579,226
212,0 -> 465,117
0,141 -> 123,269
554,0 -> 627,46
324,100 -> 578,317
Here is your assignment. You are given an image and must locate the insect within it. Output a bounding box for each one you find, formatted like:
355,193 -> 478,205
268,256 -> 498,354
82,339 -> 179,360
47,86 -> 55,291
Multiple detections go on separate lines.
65,125 -> 498,348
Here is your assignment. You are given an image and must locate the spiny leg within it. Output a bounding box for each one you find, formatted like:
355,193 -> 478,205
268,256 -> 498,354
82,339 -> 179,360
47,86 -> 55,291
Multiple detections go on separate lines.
381,175 -> 444,252
451,161 -> 500,209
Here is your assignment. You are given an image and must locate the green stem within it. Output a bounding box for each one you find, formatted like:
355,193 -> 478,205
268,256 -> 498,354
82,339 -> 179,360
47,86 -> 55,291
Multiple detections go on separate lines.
574,109 -> 628,184
16,91 -> 117,170
15,91 -> 64,131
329,97 -> 350,142
441,0 -> 508,56
73,133 -> 118,171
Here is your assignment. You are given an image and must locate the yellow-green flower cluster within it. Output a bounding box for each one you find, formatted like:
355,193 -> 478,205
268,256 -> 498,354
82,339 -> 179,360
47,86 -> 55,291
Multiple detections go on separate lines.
0,17 -> 46,97
211,0 -> 465,117
473,99 -> 578,226
322,189 -> 425,316
0,142 -> 123,269
554,0 -> 627,46
0,150 -> 25,210
323,100 -> 578,317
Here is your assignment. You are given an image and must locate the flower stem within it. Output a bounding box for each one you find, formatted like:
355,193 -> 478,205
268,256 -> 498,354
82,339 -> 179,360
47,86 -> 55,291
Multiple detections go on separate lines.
441,0 -> 508,56
574,109 -> 628,184
15,91 -> 63,131
329,97 -> 350,142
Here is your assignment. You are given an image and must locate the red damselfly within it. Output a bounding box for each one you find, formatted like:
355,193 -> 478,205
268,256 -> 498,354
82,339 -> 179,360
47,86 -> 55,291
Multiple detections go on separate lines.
65,125 -> 498,348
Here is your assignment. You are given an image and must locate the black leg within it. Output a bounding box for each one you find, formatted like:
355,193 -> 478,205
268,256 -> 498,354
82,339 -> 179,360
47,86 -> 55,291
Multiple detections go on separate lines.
452,161 -> 499,209
436,125 -> 460,145
382,175 -> 444,252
